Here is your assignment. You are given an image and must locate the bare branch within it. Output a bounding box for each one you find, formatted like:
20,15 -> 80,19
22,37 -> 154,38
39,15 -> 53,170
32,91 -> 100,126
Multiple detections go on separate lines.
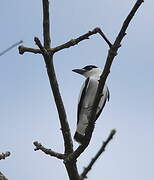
51,27 -> 112,54
96,27 -> 112,48
80,129 -> 116,179
33,141 -> 65,159
65,0 -> 144,162
32,1 -> 80,179
18,45 -> 41,55
43,56 -> 80,179
42,0 -> 51,48
37,0 -> 74,156
18,27 -> 111,55
0,151 -> 10,160
0,40 -> 23,56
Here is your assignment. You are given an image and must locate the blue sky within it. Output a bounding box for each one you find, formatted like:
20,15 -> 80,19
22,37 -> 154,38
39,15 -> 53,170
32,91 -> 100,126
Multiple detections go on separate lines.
0,0 -> 154,179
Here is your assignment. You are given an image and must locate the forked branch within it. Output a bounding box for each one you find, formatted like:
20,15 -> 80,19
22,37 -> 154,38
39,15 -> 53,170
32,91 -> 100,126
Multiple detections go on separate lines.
18,27 -> 112,55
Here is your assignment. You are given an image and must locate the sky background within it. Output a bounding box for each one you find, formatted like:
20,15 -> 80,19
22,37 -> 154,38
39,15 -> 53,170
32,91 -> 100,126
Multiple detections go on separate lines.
0,0 -> 154,179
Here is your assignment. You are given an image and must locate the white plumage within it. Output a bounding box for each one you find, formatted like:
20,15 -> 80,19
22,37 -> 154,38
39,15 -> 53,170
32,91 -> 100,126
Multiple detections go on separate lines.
72,65 -> 109,144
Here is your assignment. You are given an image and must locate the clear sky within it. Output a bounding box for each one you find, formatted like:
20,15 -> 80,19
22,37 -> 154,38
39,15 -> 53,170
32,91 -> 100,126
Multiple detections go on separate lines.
0,0 -> 154,179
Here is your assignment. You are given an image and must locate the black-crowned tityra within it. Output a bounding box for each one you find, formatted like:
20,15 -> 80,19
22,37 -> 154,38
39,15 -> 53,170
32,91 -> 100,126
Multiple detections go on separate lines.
72,65 -> 110,144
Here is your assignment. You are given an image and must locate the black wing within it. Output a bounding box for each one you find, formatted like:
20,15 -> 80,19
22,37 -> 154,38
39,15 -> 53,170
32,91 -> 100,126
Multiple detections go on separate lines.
77,77 -> 90,124
95,86 -> 110,120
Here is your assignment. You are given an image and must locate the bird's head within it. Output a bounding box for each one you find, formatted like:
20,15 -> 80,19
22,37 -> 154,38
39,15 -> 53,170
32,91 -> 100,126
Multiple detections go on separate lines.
72,65 -> 101,78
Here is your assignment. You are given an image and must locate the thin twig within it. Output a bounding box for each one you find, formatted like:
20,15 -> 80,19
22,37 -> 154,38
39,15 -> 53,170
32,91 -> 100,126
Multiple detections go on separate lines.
33,141 -> 65,159
80,129 -> 116,179
0,40 -> 23,56
65,0 -> 144,162
96,27 -> 112,48
0,151 -> 10,160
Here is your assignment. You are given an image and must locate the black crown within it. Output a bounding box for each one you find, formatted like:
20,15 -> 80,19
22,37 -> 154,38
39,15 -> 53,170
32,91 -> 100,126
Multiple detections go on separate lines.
83,65 -> 98,71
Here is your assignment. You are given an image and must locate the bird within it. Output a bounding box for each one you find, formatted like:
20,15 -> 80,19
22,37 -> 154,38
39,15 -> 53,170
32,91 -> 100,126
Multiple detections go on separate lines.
72,65 -> 110,144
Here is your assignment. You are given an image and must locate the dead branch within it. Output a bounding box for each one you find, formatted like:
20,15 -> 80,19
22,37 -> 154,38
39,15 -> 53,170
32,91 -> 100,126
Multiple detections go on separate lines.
33,141 -> 65,159
80,129 -> 116,179
42,0 -> 51,49
0,152 -> 10,160
18,45 -> 42,55
18,27 -> 112,55
51,27 -> 112,54
39,0 -> 74,156
34,0 -> 79,179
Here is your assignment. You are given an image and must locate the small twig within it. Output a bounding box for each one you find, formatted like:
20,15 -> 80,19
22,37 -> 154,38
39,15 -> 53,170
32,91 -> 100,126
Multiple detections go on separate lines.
95,27 -> 112,48
0,151 -> 10,160
33,141 -> 65,160
18,37 -> 50,55
80,129 -> 116,179
34,37 -> 49,56
0,40 -> 23,56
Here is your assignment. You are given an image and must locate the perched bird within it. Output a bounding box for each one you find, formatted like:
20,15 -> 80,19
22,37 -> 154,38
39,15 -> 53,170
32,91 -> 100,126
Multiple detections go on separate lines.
72,65 -> 110,144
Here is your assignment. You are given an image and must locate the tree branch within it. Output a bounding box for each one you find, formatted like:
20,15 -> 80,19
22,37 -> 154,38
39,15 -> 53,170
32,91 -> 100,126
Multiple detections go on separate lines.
0,151 -> 10,160
33,141 -> 65,159
65,0 -> 144,162
18,1 -> 79,179
42,0 -> 51,48
80,129 -> 116,179
18,45 -> 42,55
31,0 -> 74,156
18,27 -> 112,55
51,27 -> 112,54
34,0 -> 79,179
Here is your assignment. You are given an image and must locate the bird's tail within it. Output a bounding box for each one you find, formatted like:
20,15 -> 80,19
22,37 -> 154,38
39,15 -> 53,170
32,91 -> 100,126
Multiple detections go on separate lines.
74,115 -> 89,144
74,132 -> 85,144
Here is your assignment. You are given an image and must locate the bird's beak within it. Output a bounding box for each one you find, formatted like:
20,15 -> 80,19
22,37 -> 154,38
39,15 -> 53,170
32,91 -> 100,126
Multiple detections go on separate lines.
72,69 -> 86,75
